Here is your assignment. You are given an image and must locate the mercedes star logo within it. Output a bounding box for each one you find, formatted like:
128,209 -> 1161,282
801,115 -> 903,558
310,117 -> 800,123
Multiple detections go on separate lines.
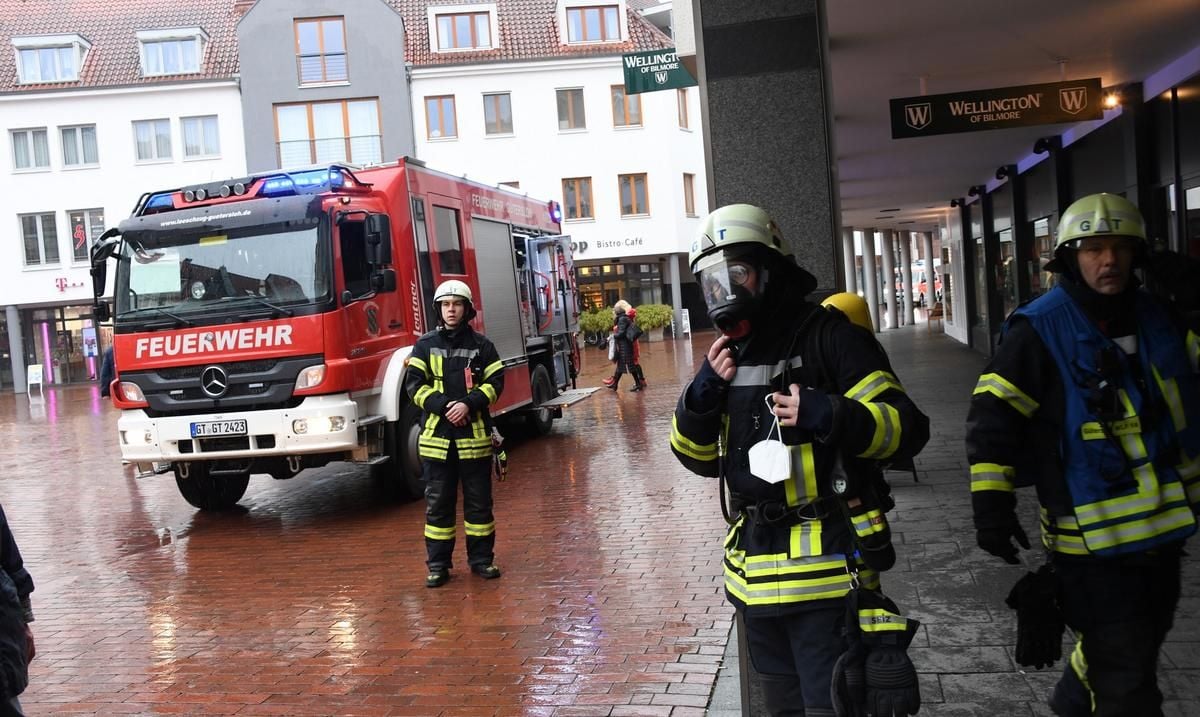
200,365 -> 229,398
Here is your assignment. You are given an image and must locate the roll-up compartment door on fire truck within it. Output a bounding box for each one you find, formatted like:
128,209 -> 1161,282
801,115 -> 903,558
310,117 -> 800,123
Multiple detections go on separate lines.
522,235 -> 579,338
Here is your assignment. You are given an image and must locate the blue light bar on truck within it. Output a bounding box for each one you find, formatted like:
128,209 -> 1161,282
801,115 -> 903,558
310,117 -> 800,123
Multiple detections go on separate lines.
261,168 -> 346,197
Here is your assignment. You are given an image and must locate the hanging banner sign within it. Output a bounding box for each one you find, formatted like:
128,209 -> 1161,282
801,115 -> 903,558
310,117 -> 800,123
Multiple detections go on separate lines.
622,48 -> 698,95
889,78 -> 1104,139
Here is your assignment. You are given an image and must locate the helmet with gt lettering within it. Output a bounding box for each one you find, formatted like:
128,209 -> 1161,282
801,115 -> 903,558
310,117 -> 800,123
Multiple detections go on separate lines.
433,279 -> 476,322
1045,193 -> 1147,272
690,204 -> 816,337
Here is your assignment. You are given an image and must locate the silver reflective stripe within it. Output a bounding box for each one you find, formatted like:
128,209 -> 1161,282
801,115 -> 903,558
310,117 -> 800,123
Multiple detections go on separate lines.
847,373 -> 896,402
729,356 -> 805,387
430,347 -> 480,360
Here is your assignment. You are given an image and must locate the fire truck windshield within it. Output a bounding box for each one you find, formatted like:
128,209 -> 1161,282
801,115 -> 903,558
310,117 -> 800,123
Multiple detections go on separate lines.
114,222 -> 330,325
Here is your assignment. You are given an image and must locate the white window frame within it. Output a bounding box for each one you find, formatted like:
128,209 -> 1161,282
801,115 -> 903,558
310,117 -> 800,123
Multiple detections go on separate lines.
556,0 -> 626,45
10,128 -> 50,171
19,213 -> 60,268
181,115 -> 220,159
427,4 -> 499,53
60,125 -> 99,168
68,208 -> 105,264
136,28 -> 206,77
132,119 -> 173,163
12,34 -> 89,84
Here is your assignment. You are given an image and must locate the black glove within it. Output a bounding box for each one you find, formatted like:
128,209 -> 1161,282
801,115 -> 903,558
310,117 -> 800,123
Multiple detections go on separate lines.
830,644 -> 868,717
865,645 -> 921,716
973,490 -> 1030,564
1005,564 -> 1063,669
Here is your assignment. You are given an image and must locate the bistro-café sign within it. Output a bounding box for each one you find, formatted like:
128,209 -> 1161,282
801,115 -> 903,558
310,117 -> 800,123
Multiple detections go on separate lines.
890,78 -> 1104,139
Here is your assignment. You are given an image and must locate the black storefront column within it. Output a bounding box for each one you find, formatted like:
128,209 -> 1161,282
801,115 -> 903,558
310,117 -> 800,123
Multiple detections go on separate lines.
692,0 -> 840,712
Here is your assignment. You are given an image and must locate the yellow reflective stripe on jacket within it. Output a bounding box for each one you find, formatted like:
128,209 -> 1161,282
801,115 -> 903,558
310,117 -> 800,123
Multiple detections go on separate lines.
787,444 -> 822,558
852,508 -> 887,538
970,463 -> 1015,493
973,373 -> 1039,417
858,401 -> 901,459
1073,473 -> 1180,526
1152,365 -> 1186,432
671,415 -> 719,462
724,553 -> 873,605
464,520 -> 495,537
858,609 -> 909,633
1187,330 -> 1199,373
482,360 -> 504,381
478,383 -> 498,404
845,370 -> 903,402
431,352 -> 444,393
413,385 -> 437,410
1078,504 -> 1195,552
1040,511 -> 1090,556
424,523 -> 455,541
408,356 -> 429,374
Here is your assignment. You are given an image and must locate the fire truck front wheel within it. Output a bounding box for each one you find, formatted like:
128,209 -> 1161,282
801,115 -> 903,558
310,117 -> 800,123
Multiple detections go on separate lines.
173,462 -> 250,511
372,403 -> 423,501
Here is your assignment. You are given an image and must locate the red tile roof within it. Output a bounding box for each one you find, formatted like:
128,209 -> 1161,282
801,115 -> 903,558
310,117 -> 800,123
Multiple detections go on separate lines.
389,0 -> 673,67
0,0 -> 240,94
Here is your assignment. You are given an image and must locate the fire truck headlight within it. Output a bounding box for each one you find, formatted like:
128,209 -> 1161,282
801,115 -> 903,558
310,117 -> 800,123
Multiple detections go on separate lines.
119,382 -> 145,403
294,364 -> 326,391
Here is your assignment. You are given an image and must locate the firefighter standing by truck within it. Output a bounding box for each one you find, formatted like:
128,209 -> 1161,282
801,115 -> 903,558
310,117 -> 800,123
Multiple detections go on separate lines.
669,204 -> 929,716
965,193 -> 1200,716
406,280 -> 505,588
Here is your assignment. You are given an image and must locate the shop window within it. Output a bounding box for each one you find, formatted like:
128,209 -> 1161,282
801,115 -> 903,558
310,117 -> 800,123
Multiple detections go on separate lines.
295,17 -> 347,84
556,88 -> 586,130
69,208 -> 105,263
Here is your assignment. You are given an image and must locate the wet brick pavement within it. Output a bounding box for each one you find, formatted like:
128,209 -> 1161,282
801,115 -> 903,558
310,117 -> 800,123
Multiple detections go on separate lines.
2,320 -> 1199,716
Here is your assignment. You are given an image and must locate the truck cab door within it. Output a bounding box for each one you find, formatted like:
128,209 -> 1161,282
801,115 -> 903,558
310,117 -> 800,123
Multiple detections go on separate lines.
335,213 -> 402,391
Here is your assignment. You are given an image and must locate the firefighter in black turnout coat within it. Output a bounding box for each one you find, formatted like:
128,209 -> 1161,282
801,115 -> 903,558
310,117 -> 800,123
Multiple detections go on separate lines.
670,204 -> 929,716
406,280 -> 505,588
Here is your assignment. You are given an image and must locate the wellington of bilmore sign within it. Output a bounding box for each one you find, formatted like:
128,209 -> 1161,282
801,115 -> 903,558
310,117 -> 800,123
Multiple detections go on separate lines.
889,78 -> 1104,139
622,49 -> 697,95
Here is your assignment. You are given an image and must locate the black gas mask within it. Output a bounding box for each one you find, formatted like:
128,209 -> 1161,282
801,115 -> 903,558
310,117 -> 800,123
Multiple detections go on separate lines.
693,248 -> 769,338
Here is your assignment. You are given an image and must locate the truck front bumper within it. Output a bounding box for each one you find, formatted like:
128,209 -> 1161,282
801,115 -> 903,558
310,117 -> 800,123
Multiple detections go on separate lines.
117,395 -> 362,463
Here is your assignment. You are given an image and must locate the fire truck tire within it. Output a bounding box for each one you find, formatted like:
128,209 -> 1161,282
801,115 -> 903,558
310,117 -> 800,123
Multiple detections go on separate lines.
526,365 -> 557,436
173,462 -> 250,511
374,403 -> 423,501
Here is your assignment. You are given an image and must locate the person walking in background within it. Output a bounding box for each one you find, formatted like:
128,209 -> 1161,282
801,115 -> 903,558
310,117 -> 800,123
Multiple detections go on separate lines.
602,300 -> 645,392
670,204 -> 929,716
99,345 -> 115,398
0,503 -> 35,716
406,280 -> 505,588
625,305 -> 647,391
965,194 -> 1200,716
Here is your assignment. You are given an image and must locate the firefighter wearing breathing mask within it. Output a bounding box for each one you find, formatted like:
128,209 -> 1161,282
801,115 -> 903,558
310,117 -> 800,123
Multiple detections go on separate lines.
670,204 -> 930,716
965,193 -> 1200,716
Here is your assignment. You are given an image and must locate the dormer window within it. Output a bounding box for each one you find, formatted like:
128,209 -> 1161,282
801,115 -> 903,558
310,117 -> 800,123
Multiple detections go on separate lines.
137,28 -> 206,76
12,34 -> 89,84
428,5 -> 498,53
558,0 -> 624,44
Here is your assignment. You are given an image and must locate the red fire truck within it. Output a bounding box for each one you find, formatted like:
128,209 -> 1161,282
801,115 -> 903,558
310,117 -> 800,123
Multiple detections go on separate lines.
90,158 -> 591,510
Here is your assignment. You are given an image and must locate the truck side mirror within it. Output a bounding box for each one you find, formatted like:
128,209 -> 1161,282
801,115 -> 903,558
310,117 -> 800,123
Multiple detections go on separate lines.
371,268 -> 397,293
366,214 -> 392,265
90,262 -> 107,299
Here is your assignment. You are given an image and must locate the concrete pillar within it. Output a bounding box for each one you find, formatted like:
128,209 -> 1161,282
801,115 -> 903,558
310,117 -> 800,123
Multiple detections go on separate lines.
861,229 -> 879,332
922,231 -> 935,305
841,227 -> 857,294
693,0 -> 840,292
899,232 -> 914,326
6,305 -> 25,394
668,256 -> 684,336
880,229 -> 898,329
